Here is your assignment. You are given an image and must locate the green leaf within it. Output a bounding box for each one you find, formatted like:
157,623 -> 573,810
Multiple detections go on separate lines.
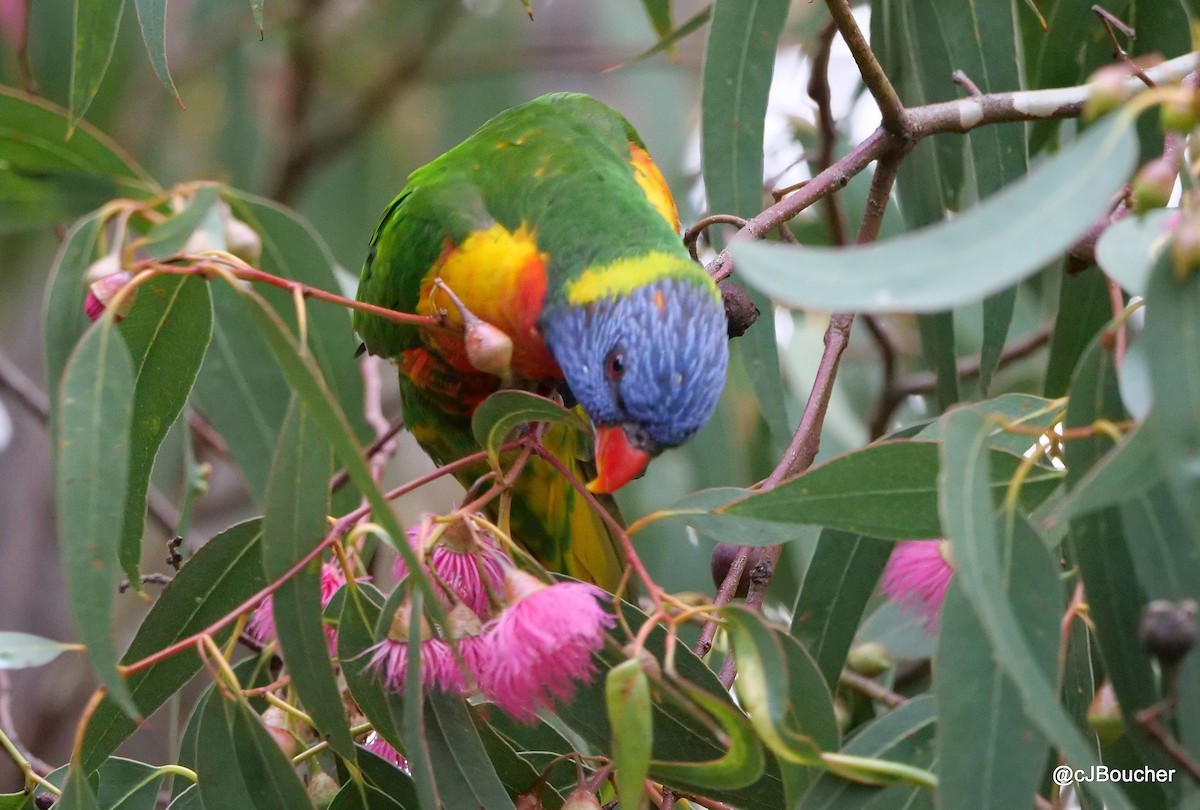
790,530 -> 892,690
468,712 -> 562,808
191,279 -> 289,502
117,274 -> 213,581
45,213 -> 107,424
334,584 -> 405,755
1056,420 -> 1158,520
0,632 -> 79,670
936,561 -> 1054,809
133,0 -> 181,103
138,187 -> 217,259
0,89 -> 156,231
607,659 -> 652,810
925,0 -> 1029,393
1064,330 -> 1174,772
58,766 -> 103,810
426,694 -> 515,810
555,601 -> 780,806
799,696 -> 937,809
733,113 -> 1137,313
716,441 -> 1061,540
196,692 -> 315,810
724,607 -> 838,803
81,520 -> 268,771
607,6 -> 711,72
263,397 -> 353,759
357,743 -> 419,808
56,318 -> 137,717
70,0 -> 127,127
1142,249 -> 1200,540
940,407 -> 1135,810
0,793 -> 32,810
1095,209 -> 1173,297
164,786 -> 202,810
89,757 -> 165,810
640,0 -> 672,38
222,190 -> 368,444
1044,265 -> 1113,397
914,393 -> 1062,456
701,0 -> 792,452
329,783 -> 405,810
470,391 -> 582,466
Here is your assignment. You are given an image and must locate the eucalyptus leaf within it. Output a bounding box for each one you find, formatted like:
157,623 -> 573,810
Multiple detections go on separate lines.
133,0 -> 181,102
732,113 -> 1137,313
1095,209 -> 1174,297
70,0 -> 127,127
0,632 -> 79,670
470,390 -> 582,465
56,318 -> 137,717
607,659 -> 652,810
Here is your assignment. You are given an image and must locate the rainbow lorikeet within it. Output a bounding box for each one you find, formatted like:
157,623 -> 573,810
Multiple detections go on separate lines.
353,93 -> 729,590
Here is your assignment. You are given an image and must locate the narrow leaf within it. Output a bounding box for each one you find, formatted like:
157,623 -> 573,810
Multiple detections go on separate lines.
790,530 -> 892,690
1044,265 -> 1113,397
57,319 -> 137,717
81,520 -> 268,770
263,397 -> 352,759
940,407 -> 1135,810
701,0 -> 792,451
0,632 -> 79,670
117,274 -> 213,582
1095,209 -> 1173,297
607,6 -> 711,72
133,0 -> 182,102
607,659 -> 652,810
731,113 -> 1138,313
718,441 -> 1061,540
641,0 -> 671,38
470,391 -> 582,466
70,0 -> 127,127
426,694 -> 515,810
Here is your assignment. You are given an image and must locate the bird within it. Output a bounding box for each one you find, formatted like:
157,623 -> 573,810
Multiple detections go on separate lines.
353,92 -> 729,590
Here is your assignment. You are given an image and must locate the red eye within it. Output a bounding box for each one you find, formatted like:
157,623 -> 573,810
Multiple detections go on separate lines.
606,350 -> 625,380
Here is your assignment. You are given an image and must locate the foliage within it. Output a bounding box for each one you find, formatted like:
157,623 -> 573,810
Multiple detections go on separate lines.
1,0 -> 1200,808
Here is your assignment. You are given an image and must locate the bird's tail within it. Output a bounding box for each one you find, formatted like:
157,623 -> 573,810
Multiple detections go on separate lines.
398,374 -> 626,593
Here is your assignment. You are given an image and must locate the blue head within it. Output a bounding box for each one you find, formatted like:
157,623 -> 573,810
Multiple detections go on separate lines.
540,276 -> 729,492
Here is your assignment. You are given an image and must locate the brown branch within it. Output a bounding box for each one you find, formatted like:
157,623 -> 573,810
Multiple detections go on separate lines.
1093,6 -> 1156,88
683,214 -> 748,261
825,0 -> 907,133
273,2 -> 463,201
1135,702 -> 1200,783
330,416 -> 406,494
0,351 -> 48,422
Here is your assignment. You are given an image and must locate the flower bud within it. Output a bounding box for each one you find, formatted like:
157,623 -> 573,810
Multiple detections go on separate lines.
1130,158 -> 1177,213
1170,219 -> 1200,279
1139,598 -> 1198,666
847,642 -> 892,677
85,270 -> 137,322
224,216 -> 263,265
833,697 -> 852,734
1083,65 -> 1132,119
465,319 -> 514,382
514,791 -> 544,810
84,252 -> 123,285
561,788 -> 601,810
261,706 -> 297,757
720,280 -> 760,338
1161,91 -> 1200,133
1086,679 -> 1124,745
307,772 -> 340,809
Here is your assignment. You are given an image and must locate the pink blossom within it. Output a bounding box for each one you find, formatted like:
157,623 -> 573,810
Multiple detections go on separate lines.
368,637 -> 463,694
880,540 -> 955,633
84,270 -> 137,322
247,562 -> 348,647
394,522 -> 508,617
363,732 -> 409,772
479,570 -> 615,723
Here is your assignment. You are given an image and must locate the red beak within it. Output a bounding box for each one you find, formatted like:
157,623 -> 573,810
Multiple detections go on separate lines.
587,425 -> 651,494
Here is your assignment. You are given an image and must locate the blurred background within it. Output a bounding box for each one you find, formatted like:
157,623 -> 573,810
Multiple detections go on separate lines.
0,0 -> 1053,788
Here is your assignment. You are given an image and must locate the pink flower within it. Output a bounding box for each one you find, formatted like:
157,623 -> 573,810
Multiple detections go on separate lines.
248,562 -> 348,647
367,602 -> 463,694
363,732 -> 409,772
478,570 -> 615,723
880,540 -> 955,633
394,520 -> 507,617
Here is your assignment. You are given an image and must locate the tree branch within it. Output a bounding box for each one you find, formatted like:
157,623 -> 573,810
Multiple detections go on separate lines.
824,0 -> 907,133
0,351 -> 48,423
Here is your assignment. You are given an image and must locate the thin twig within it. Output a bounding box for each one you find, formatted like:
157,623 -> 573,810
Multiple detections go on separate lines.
330,416 -> 406,493
1093,6 -> 1156,88
824,0 -> 907,133
1135,702 -> 1200,783
0,352 -> 49,422
808,20 -> 850,247
840,669 -> 907,708
0,672 -> 52,776
951,69 -> 983,98
683,214 -> 748,261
